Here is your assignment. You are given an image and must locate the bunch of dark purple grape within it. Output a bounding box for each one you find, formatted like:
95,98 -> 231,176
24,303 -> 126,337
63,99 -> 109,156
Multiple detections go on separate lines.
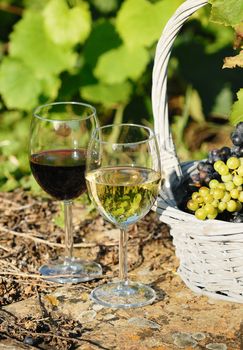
185,122 -> 243,222
230,122 -> 243,157
192,146 -> 231,186
191,122 -> 243,187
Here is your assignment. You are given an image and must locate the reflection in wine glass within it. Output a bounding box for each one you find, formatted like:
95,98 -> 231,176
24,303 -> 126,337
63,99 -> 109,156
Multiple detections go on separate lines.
86,124 -> 162,308
29,102 -> 102,283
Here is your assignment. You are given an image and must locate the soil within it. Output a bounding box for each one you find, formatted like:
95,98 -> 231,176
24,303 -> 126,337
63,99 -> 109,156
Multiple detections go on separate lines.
0,190 -> 169,349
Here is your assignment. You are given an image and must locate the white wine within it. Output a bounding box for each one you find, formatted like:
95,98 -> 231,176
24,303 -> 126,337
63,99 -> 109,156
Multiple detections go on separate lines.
86,166 -> 161,227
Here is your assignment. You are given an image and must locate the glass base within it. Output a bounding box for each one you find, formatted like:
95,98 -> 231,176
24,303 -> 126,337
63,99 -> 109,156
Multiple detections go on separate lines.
90,281 -> 156,308
39,257 -> 102,283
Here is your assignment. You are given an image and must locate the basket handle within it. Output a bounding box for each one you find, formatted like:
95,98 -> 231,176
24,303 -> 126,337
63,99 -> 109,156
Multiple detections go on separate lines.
152,0 -> 208,180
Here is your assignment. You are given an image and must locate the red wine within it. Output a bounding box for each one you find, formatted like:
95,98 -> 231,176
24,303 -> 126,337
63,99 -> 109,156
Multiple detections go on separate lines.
30,149 -> 87,200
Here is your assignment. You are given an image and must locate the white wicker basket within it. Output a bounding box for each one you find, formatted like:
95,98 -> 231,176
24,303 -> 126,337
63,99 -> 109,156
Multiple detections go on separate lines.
152,0 -> 243,303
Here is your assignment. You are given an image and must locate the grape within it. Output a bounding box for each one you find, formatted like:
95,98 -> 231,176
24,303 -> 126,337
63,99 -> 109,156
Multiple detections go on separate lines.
230,188 -> 240,199
236,201 -> 242,211
231,131 -> 242,146
187,200 -> 198,211
233,175 -> 243,186
231,146 -> 243,157
226,157 -> 240,170
189,173 -> 201,186
203,193 -> 214,203
227,200 -> 238,212
212,172 -> 221,182
218,202 -> 227,212
204,175 -> 213,185
212,188 -> 225,200
236,122 -> 243,132
195,208 -> 207,220
237,165 -> 243,176
199,170 -> 211,182
201,163 -> 214,173
197,162 -> 206,171
212,199 -> 219,208
230,145 -> 239,156
198,163 -> 214,183
218,183 -> 226,190
208,150 -> 221,164
214,160 -> 225,172
217,164 -> 229,176
220,146 -> 231,159
204,203 -> 217,215
199,186 -> 210,196
192,192 -> 203,203
185,122 -> 243,221
238,148 -> 243,157
225,181 -> 235,191
221,191 -> 231,202
207,212 -> 218,220
221,173 -> 232,182
239,191 -> 243,202
209,179 -> 219,189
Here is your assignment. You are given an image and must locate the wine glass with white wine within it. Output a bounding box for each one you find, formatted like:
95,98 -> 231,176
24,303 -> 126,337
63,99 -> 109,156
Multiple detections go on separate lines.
86,123 -> 162,308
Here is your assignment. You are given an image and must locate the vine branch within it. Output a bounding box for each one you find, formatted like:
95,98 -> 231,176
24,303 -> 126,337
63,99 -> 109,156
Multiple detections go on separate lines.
0,3 -> 23,16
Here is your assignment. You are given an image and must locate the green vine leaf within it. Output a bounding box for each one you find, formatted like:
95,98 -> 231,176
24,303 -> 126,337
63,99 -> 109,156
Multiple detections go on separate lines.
80,82 -> 132,107
84,20 -> 122,68
209,0 -> 243,27
116,0 -> 183,48
43,0 -> 91,46
0,58 -> 41,110
94,45 -> 149,83
9,11 -> 77,78
230,89 -> 243,125
40,75 -> 61,100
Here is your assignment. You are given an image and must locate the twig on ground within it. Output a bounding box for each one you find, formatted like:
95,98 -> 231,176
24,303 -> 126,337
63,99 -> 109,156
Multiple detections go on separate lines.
0,259 -> 22,272
0,244 -> 12,252
11,204 -> 35,211
0,270 -> 111,285
0,226 -> 117,248
1,324 -> 111,350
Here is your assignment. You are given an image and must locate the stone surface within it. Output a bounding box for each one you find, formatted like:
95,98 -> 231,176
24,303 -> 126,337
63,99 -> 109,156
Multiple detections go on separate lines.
0,339 -> 36,349
3,239 -> 243,349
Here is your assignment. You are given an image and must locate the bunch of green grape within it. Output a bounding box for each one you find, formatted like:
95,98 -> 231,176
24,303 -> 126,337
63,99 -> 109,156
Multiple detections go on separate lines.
187,157 -> 243,220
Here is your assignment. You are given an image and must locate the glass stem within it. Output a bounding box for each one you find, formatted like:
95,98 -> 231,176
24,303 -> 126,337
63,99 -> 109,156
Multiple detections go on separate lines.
64,200 -> 73,260
119,228 -> 128,284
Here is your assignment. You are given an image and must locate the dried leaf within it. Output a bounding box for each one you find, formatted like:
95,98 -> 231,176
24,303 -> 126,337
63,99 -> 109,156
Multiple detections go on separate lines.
45,294 -> 59,307
234,23 -> 243,49
223,50 -> 243,68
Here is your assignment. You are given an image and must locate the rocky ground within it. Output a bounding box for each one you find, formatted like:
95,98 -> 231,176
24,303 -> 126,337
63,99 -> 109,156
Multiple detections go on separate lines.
0,191 -> 242,350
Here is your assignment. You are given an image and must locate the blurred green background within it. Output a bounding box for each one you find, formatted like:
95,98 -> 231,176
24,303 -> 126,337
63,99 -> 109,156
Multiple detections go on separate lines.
0,0 -> 242,193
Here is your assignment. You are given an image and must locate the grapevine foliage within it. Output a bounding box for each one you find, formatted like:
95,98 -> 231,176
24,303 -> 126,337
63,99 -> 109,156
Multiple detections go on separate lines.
209,0 -> 243,122
230,89 -> 243,125
0,0 -> 242,192
209,0 -> 243,27
0,0 -> 185,111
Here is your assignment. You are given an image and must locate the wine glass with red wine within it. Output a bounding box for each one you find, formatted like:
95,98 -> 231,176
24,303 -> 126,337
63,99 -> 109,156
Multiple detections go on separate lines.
29,102 -> 102,283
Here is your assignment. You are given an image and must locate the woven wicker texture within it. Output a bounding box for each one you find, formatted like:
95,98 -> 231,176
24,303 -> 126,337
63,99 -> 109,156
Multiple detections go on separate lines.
152,0 -> 243,303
